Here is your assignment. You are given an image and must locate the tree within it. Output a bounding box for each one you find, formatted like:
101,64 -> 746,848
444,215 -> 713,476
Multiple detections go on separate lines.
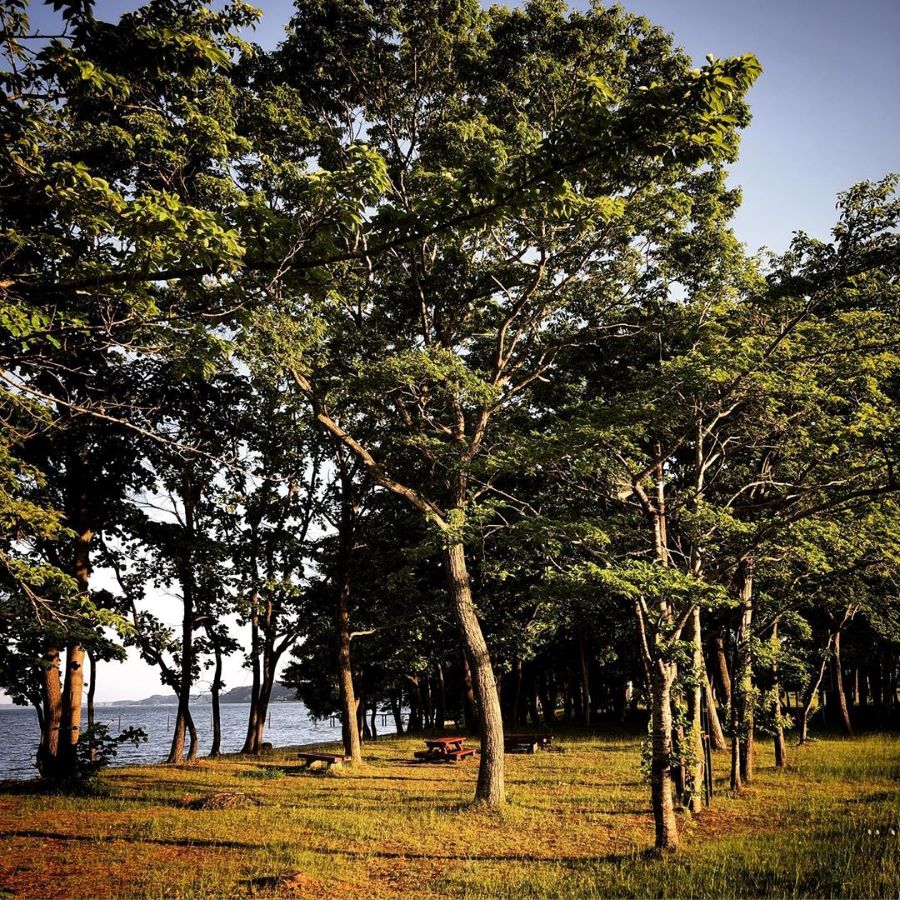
244,0 -> 760,807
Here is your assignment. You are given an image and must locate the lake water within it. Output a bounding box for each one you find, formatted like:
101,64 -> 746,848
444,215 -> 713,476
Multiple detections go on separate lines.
0,702 -> 385,780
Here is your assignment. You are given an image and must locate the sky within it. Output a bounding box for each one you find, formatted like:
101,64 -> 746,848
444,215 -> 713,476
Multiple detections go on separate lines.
11,0 -> 900,702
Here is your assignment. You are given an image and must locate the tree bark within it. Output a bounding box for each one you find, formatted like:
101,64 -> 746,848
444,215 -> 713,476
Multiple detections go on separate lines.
209,635 -> 223,758
711,629 -> 732,707
732,559 -> 754,786
86,649 -> 97,762
391,692 -> 404,735
799,633 -> 833,743
168,467 -> 197,765
683,607 -> 705,812
649,661 -> 678,851
771,619 -> 787,768
37,643 -> 63,778
435,663 -> 446,731
445,537 -> 504,806
578,637 -> 591,726
242,590 -> 262,754
460,644 -> 478,734
703,671 -> 728,751
510,658 -> 523,727
831,629 -> 853,737
334,448 -> 363,764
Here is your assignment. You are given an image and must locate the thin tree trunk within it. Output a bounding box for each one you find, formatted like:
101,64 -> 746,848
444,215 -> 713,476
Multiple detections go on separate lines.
711,629 -> 732,706
168,468 -> 197,765
832,629 -> 853,736
683,607 -> 705,813
511,658 -> 523,727
445,537 -> 504,806
771,619 -> 787,768
253,625 -> 279,750
391,692 -> 404,735
435,663 -> 446,731
703,671 -> 728,750
242,591 -> 261,754
58,519 -> 92,775
86,649 -> 97,762
209,638 -> 223,757
335,451 -> 362,765
186,708 -> 199,761
650,661 -> 678,851
733,559 -> 755,785
799,634 -> 833,743
578,637 -> 591,726
540,670 -> 558,727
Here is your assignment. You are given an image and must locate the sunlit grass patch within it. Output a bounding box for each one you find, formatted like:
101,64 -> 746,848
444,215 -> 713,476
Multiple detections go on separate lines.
0,729 -> 897,898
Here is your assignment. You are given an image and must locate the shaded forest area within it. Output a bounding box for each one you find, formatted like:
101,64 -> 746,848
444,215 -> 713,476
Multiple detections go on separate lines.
0,0 -> 897,855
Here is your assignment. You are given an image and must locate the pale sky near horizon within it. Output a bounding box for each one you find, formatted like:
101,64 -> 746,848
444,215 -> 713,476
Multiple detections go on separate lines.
6,0 -> 898,703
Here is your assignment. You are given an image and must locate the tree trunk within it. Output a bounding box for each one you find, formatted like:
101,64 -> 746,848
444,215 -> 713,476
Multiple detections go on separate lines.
510,658 -> 523,727
578,637 -> 591,726
37,643 -> 63,778
459,643 -> 478,734
186,708 -> 199,761
540,670 -> 558,727
242,591 -> 262,754
711,629 -> 732,707
253,627 -> 278,751
445,537 -> 504,806
170,707 -> 187,763
391,692 -> 404,735
799,634 -> 833,743
57,519 -> 92,776
335,454 -> 363,764
209,638 -> 223,758
831,629 -> 853,737
683,607 -> 705,813
733,559 -> 754,785
703,671 -> 728,751
771,619 -> 787,768
435,663 -> 446,731
168,469 -> 197,765
86,649 -> 97,762
650,661 -> 678,851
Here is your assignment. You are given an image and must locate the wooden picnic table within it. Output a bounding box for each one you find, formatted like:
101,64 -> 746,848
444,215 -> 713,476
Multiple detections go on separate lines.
504,733 -> 554,753
297,752 -> 351,769
414,736 -> 474,762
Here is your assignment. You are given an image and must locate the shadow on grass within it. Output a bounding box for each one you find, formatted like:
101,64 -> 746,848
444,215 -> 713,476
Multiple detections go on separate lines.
2,828 -> 654,869
0,829 -> 254,851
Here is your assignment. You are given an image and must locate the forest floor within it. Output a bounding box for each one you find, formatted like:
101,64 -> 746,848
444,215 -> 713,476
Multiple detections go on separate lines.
0,726 -> 898,898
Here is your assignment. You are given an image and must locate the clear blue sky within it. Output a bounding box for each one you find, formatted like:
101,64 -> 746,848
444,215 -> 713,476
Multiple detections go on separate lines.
16,0 -> 900,701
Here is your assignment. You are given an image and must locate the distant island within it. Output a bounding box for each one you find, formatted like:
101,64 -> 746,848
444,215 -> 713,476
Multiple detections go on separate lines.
98,683 -> 297,707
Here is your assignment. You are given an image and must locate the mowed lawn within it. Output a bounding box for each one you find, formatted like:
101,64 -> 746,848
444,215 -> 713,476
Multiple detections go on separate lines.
1,728 -> 898,898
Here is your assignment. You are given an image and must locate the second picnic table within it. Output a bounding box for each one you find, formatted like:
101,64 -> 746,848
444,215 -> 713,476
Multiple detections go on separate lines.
414,736 -> 474,762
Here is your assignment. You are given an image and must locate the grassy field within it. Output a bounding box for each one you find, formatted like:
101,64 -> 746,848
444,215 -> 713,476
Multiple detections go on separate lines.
1,727 -> 898,898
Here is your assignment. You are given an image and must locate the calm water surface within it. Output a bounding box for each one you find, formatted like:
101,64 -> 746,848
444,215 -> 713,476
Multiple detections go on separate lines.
0,701 -> 382,780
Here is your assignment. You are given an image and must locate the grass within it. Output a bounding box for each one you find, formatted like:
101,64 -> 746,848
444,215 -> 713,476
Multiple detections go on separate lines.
0,726 -> 898,898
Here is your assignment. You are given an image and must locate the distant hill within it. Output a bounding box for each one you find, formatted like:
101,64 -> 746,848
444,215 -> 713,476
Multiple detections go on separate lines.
102,683 -> 297,706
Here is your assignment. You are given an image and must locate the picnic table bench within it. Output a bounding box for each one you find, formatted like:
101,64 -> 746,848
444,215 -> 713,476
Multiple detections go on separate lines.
504,733 -> 554,753
296,752 -> 351,770
413,736 -> 475,762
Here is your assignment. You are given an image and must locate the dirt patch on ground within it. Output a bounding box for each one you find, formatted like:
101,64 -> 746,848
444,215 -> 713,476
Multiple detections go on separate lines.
180,791 -> 261,810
